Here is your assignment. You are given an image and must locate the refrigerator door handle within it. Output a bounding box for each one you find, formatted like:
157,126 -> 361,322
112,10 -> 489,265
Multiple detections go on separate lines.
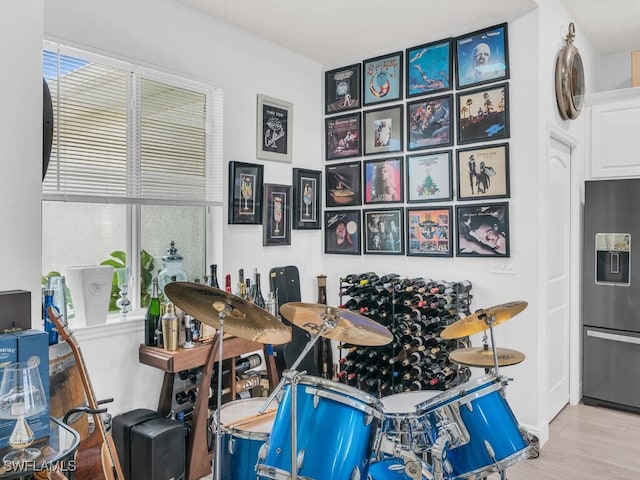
587,329 -> 640,345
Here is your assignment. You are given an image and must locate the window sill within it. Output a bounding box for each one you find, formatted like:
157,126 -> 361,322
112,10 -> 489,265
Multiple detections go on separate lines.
69,310 -> 145,340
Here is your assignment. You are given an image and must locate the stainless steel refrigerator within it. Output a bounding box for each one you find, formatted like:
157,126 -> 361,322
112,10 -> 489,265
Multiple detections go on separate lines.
583,179 -> 640,412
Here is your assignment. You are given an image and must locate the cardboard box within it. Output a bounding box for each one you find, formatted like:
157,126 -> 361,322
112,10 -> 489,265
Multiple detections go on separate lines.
0,330 -> 50,449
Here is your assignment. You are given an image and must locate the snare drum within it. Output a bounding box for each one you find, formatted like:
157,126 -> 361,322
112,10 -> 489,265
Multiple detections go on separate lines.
416,375 -> 530,479
257,375 -> 384,480
368,458 -> 434,480
378,391 -> 440,455
214,398 -> 277,480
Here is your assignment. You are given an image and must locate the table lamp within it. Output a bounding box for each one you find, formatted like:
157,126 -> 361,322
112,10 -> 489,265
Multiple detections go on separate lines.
0,359 -> 47,463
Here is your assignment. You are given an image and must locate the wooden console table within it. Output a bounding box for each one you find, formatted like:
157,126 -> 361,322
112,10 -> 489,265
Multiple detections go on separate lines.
139,336 -> 278,480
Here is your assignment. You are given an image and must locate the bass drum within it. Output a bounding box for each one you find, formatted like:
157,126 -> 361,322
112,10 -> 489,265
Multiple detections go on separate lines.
49,340 -> 90,438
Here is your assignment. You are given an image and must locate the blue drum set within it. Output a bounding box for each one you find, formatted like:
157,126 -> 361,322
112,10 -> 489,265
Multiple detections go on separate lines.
166,282 -> 532,480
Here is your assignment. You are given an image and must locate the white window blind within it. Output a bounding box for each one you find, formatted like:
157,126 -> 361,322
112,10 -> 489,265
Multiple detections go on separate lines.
43,43 -> 224,205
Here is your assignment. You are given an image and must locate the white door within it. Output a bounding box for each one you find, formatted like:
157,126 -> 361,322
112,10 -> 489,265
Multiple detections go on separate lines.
545,137 -> 572,421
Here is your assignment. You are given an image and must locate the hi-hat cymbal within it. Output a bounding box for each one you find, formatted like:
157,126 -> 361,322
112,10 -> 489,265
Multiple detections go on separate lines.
449,347 -> 525,368
440,301 -> 528,339
280,302 -> 393,347
164,282 -> 291,345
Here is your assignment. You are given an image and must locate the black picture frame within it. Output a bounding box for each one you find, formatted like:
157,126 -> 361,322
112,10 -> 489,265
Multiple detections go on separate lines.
363,105 -> 404,156
363,208 -> 405,255
325,161 -> 362,208
228,161 -> 264,224
456,202 -> 510,257
455,23 -> 509,90
263,183 -> 291,246
324,210 -> 361,255
406,38 -> 453,98
325,63 -> 361,114
407,95 -> 453,151
363,51 -> 403,106
456,143 -> 510,201
256,94 -> 293,163
363,157 -> 404,205
325,112 -> 362,161
292,168 -> 321,230
457,83 -> 510,145
406,150 -> 453,203
407,206 -> 453,257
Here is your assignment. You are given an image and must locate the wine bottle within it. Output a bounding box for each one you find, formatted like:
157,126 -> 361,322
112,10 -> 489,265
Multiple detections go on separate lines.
236,374 -> 262,392
175,390 -> 190,405
224,274 -> 232,293
145,277 -> 161,347
235,353 -> 262,372
42,288 -> 59,345
209,264 -> 220,288
252,272 -> 266,308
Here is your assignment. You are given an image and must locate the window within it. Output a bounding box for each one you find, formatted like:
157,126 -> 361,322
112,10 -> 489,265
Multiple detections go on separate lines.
42,42 -> 223,314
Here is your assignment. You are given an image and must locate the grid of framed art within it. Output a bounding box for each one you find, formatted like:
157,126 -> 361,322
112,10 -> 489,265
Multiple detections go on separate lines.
323,22 -> 511,257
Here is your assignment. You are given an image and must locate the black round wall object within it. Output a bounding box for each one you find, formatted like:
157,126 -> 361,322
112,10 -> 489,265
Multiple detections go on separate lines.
43,77 -> 53,181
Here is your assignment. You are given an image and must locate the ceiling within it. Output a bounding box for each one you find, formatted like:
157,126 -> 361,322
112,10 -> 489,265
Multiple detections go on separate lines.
175,0 -> 640,66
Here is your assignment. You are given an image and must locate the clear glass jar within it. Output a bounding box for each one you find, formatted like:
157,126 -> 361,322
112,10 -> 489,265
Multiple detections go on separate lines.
158,241 -> 188,296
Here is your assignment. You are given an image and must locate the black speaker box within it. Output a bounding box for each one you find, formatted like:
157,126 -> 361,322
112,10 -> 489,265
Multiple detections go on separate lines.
130,417 -> 185,480
112,408 -> 159,480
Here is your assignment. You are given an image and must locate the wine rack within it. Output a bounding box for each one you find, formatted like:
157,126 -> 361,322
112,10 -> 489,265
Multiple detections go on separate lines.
337,272 -> 472,397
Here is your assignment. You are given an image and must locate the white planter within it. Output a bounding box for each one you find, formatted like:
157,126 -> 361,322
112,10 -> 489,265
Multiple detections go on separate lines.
66,265 -> 114,327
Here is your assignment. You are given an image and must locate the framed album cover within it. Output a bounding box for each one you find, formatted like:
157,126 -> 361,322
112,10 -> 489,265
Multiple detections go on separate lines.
455,23 -> 509,90
292,168 -> 321,230
406,38 -> 453,98
256,94 -> 293,163
407,95 -> 453,151
363,51 -> 403,106
363,208 -> 404,255
456,143 -> 510,201
325,112 -> 362,161
325,161 -> 362,208
263,183 -> 291,246
325,210 -> 361,255
407,206 -> 453,257
363,105 -> 404,156
406,151 -> 453,203
456,202 -> 509,257
325,63 -> 361,114
363,157 -> 404,205
457,83 -> 510,145
228,161 -> 264,224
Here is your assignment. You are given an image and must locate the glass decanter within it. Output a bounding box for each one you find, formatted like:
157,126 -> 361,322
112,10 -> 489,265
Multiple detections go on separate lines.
158,241 -> 188,296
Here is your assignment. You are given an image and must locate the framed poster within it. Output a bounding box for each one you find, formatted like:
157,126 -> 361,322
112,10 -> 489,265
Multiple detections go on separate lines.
325,63 -> 361,114
457,83 -> 510,145
227,161 -> 263,224
325,210 -> 361,255
406,38 -> 453,97
407,206 -> 453,257
363,208 -> 404,255
456,143 -> 510,200
407,95 -> 453,151
292,168 -> 321,229
363,105 -> 404,156
256,94 -> 293,162
455,23 -> 509,90
325,161 -> 362,207
325,112 -> 362,161
263,183 -> 291,246
406,151 -> 453,203
363,51 -> 403,106
456,202 -> 510,257
363,157 -> 404,205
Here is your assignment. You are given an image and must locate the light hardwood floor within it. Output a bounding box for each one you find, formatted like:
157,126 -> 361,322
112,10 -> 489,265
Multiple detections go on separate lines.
202,402 -> 640,479
489,403 -> 640,480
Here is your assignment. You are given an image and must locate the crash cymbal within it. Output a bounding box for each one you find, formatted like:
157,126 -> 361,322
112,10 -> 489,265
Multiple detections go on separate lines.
280,302 -> 393,347
440,301 -> 528,339
449,347 -> 525,368
164,282 -> 291,345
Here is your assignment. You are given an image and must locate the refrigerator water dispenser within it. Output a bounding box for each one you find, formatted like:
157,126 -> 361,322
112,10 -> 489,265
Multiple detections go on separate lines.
595,233 -> 630,286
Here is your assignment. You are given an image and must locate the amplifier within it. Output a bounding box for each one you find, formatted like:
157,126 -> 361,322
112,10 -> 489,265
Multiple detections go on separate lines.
130,417 -> 185,480
112,409 -> 160,480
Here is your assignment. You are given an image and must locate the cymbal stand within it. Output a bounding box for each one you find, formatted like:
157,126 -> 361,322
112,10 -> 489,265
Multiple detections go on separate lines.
478,311 -> 500,378
214,310 -> 227,480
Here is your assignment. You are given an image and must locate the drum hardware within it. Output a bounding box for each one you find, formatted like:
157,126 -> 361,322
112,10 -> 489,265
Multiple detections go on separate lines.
375,435 -> 430,480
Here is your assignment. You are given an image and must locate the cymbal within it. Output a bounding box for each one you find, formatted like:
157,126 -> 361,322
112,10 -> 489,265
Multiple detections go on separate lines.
449,347 -> 525,368
280,302 -> 393,347
164,282 -> 291,345
440,301 -> 528,339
